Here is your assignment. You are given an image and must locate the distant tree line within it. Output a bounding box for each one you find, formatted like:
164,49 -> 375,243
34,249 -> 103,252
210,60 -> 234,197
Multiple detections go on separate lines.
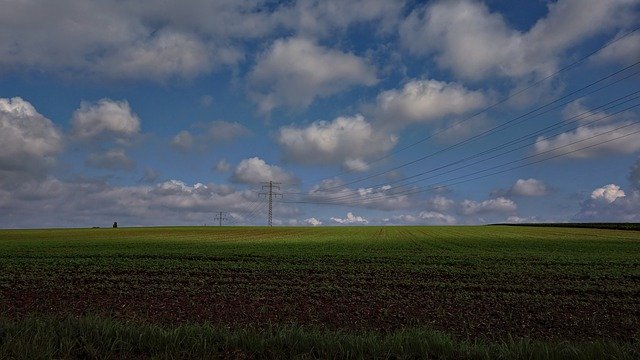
492,223 -> 640,231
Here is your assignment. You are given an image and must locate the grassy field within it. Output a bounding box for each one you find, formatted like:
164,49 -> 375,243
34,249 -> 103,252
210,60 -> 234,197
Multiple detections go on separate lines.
0,226 -> 639,358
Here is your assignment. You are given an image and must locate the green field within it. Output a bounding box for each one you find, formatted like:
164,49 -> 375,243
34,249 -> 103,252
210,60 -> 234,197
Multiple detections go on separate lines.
1,226 -> 639,359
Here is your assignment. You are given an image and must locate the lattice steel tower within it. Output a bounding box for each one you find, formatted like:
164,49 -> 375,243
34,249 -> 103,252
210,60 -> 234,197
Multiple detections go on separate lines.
259,181 -> 282,226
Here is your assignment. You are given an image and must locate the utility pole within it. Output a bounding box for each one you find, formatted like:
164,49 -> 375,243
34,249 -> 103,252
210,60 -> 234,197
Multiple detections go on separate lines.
259,181 -> 282,226
214,211 -> 227,226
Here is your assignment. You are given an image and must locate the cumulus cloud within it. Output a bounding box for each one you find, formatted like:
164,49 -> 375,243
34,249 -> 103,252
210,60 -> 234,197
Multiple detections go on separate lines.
534,122 -> 640,158
591,184 -> 626,203
0,175 -> 289,228
506,216 -> 542,224
425,195 -> 455,212
493,178 -> 551,197
85,148 -> 135,171
172,121 -> 251,152
71,99 -> 140,141
331,212 -> 368,224
576,183 -> 639,221
305,217 -> 322,226
459,197 -> 517,215
0,1 -> 263,80
249,37 -> 377,112
592,32 -> 640,65
276,0 -> 404,37
390,214 -> 418,223
512,178 -> 550,197
0,97 -> 63,179
374,79 -> 487,126
418,211 -> 457,225
0,0 -> 406,81
232,157 -> 298,184
307,178 -> 412,211
400,0 -> 637,81
278,114 -> 397,170
95,30 -> 224,80
171,131 -> 195,151
535,98 -> 640,158
561,99 -> 615,124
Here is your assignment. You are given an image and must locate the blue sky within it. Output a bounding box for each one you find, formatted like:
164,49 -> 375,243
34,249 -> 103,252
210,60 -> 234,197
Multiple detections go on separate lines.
1,0 -> 640,228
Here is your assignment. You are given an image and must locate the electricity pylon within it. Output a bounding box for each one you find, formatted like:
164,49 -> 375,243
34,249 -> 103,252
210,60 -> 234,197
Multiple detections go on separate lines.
259,181 -> 282,226
214,211 -> 227,226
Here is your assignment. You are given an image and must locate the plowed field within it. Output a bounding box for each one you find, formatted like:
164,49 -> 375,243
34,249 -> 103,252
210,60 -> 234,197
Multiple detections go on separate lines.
1,226 -> 638,341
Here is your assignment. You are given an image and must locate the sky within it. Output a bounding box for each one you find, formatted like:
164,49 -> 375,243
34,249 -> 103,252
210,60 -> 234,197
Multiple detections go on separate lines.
1,0 -> 640,228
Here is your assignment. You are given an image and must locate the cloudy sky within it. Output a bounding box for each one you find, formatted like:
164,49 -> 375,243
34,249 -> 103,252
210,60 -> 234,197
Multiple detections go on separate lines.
1,0 -> 640,228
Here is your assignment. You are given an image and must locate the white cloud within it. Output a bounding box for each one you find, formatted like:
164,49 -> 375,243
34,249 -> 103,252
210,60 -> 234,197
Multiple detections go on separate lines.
391,214 -> 418,223
592,32 -> 640,65
278,114 -> 397,170
534,122 -> 640,158
249,37 -> 377,112
591,184 -> 625,203
536,100 -> 640,159
305,217 -> 322,226
172,121 -> 251,152
0,1 -> 267,80
308,178 -> 412,211
0,97 -> 63,178
426,195 -> 455,212
418,211 -> 457,225
375,79 -> 487,126
96,30 -> 223,80
71,99 -> 140,141
561,99 -> 616,124
459,197 -> 517,215
342,158 -> 371,172
85,148 -> 135,171
506,216 -> 542,224
276,0 -> 404,37
400,0 -> 637,81
0,0 -> 406,81
0,176 -> 280,228
232,157 -> 298,184
511,178 -> 550,197
576,184 -> 639,222
171,131 -> 195,151
331,212 -> 368,224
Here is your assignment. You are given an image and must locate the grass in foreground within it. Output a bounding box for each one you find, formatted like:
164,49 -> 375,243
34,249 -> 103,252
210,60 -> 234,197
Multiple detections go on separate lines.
1,316 -> 638,360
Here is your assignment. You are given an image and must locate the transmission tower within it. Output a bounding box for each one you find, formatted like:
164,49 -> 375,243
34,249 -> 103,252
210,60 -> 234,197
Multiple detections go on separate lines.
214,211 -> 227,226
259,181 -> 282,226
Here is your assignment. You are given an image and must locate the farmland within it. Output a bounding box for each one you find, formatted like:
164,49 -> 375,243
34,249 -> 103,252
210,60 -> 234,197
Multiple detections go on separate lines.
0,226 -> 639,358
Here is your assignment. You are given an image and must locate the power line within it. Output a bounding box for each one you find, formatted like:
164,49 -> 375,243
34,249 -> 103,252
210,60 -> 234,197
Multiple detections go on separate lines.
303,25 -> 640,186
313,60 -> 640,193
242,198 -> 268,225
292,92 -> 640,204
279,121 -> 640,207
283,65 -> 640,199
